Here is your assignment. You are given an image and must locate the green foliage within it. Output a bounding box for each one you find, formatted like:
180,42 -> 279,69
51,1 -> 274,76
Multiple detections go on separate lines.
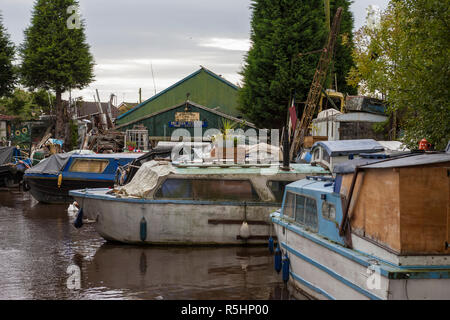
0,13 -> 17,97
220,118 -> 238,135
19,0 -> 94,92
0,88 -> 55,120
348,0 -> 450,150
238,0 -> 356,129
19,0 -> 94,138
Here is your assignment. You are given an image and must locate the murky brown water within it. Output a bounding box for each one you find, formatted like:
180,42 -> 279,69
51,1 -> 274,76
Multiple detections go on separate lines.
0,190 -> 296,300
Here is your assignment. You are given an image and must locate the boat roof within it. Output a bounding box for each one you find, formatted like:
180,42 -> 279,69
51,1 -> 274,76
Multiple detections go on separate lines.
285,176 -> 335,194
333,152 -> 450,173
312,139 -> 384,156
361,152 -> 450,169
171,163 -> 328,176
25,152 -> 141,176
70,153 -> 142,159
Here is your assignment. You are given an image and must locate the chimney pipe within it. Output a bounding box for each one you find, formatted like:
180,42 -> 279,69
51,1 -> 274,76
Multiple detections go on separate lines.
281,127 -> 290,171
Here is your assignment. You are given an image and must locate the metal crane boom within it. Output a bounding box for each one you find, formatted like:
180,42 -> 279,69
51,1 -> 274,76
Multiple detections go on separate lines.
289,7 -> 343,161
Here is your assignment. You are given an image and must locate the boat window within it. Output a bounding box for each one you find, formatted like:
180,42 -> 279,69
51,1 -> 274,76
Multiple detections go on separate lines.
155,179 -> 193,199
268,181 -> 294,202
295,195 -> 305,224
293,194 -> 318,232
305,197 -> 318,231
155,179 -> 260,201
322,201 -> 336,220
283,192 -> 295,219
322,151 -> 330,164
313,148 -> 321,161
192,179 -> 260,201
69,159 -> 109,173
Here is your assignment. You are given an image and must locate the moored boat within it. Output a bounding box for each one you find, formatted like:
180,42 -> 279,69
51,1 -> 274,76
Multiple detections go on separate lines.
70,161 -> 328,245
271,151 -> 450,300
23,152 -> 141,204
0,146 -> 32,187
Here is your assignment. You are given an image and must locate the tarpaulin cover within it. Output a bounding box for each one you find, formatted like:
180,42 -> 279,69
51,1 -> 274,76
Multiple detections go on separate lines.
0,147 -> 16,166
25,153 -> 72,175
116,160 -> 175,198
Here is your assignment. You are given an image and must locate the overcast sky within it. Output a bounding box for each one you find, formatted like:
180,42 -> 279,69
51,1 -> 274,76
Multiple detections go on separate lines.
1,0 -> 389,104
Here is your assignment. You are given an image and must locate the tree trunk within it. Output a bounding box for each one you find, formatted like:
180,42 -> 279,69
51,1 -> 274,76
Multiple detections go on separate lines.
55,90 -> 64,139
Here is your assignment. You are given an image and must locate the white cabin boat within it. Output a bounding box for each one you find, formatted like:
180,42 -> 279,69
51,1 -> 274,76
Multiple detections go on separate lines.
70,162 -> 328,245
271,152 -> 450,300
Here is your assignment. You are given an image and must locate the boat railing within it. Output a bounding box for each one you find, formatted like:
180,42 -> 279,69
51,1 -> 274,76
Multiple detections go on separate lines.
305,175 -> 335,182
172,162 -> 280,168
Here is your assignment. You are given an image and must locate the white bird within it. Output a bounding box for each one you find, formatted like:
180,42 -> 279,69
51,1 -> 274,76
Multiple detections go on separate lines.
67,202 -> 79,217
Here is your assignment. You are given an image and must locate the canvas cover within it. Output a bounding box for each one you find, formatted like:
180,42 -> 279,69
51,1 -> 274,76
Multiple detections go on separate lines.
0,147 -> 16,166
116,160 -> 175,198
246,143 -> 283,162
25,153 -> 72,175
312,139 -> 384,157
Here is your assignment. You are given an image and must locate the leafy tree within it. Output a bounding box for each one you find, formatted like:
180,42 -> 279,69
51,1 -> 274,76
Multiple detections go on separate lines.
0,12 -> 16,97
0,88 -> 55,120
347,0 -> 450,150
238,0 -> 356,129
19,0 -> 94,140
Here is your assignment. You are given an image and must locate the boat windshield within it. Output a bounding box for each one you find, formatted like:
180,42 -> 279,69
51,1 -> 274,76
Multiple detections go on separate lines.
69,159 -> 109,173
155,178 -> 260,201
283,191 -> 318,232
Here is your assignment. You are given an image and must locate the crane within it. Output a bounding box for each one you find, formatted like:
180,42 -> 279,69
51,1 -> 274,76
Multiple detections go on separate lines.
289,7 -> 343,161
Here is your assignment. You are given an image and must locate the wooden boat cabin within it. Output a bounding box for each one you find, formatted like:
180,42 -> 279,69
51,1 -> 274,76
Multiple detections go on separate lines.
334,152 -> 450,257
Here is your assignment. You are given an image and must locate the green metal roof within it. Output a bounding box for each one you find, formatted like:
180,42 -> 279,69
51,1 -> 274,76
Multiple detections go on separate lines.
116,67 -> 240,124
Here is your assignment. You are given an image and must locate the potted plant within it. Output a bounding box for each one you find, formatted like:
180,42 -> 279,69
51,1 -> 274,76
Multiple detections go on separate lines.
126,141 -> 137,151
211,119 -> 244,162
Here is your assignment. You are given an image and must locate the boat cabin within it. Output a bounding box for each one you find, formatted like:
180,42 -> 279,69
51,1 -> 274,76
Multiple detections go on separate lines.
334,152 -> 450,255
309,139 -> 385,172
277,176 -> 346,245
24,152 -> 141,203
116,162 -> 329,203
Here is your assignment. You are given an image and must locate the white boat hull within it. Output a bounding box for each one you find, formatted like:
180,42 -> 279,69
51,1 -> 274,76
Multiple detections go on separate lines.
272,218 -> 450,300
74,189 -> 278,245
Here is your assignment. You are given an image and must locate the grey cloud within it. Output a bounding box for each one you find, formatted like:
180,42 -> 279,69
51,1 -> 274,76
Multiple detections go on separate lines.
1,0 -> 389,103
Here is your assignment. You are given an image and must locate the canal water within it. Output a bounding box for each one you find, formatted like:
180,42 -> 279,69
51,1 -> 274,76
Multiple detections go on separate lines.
0,190 -> 299,300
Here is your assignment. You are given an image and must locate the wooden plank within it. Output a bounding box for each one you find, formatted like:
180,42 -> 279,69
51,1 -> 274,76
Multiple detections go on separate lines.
399,166 -> 449,254
350,169 -> 401,252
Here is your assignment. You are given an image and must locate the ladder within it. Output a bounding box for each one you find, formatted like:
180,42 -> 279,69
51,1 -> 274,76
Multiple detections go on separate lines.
289,7 -> 343,160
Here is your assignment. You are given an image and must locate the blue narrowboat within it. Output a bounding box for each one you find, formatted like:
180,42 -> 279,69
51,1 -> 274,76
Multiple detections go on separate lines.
23,152 -> 141,204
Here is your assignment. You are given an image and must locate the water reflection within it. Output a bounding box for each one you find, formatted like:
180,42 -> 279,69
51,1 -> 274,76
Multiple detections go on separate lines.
0,190 -> 296,300
81,244 -> 293,300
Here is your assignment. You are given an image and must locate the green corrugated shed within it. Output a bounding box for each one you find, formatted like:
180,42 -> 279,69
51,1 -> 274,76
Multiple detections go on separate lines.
116,67 -> 241,126
115,101 -> 256,139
